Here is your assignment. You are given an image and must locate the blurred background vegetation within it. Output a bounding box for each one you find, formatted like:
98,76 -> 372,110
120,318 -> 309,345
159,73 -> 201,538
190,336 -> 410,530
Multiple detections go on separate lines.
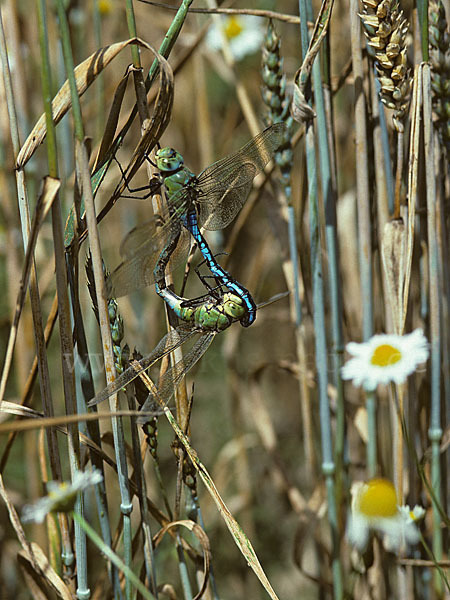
0,0 -> 448,598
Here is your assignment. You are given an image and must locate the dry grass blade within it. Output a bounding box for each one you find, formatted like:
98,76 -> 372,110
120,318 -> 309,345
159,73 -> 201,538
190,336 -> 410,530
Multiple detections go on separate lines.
17,543 -> 73,600
0,405 -> 158,433
0,177 -> 60,403
0,401 -> 44,421
0,295 -> 58,473
381,219 -> 406,334
404,64 -> 422,331
0,474 -> 37,569
92,65 -> 135,172
134,364 -> 281,600
139,2 -> 302,24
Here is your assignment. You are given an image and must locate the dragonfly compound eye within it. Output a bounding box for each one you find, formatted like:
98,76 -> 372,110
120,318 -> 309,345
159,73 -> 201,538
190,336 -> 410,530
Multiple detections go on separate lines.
155,147 -> 184,173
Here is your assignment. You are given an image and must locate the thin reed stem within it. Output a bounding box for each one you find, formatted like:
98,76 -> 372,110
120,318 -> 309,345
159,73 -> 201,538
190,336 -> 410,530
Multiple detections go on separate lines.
417,0 -> 430,60
93,1 -> 105,140
53,1 -> 135,596
298,0 -> 343,596
37,0 -> 87,589
312,35 -> 345,502
72,511 -> 155,600
350,0 -> 376,482
394,384 -> 405,503
423,64 -> 443,597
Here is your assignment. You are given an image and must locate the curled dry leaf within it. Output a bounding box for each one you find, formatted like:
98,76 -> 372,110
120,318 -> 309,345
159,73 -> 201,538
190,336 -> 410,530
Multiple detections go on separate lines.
291,83 -> 317,123
92,64 -> 136,173
153,519 -> 210,600
290,0 -> 334,123
60,38 -> 173,247
0,176 -> 60,405
16,38 -> 173,170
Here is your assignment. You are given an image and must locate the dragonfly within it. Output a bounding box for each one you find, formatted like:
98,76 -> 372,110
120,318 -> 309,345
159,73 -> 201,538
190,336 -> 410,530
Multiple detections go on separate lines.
108,122 -> 286,327
87,288 -> 288,414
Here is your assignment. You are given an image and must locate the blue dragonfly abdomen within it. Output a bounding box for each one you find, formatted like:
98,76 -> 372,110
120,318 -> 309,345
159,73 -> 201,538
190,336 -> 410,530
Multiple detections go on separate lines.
179,208 -> 256,326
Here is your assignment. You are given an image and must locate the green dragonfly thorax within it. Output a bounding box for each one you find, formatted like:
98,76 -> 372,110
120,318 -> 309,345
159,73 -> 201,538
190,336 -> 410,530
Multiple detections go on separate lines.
160,288 -> 247,331
163,167 -> 194,199
193,293 -> 246,331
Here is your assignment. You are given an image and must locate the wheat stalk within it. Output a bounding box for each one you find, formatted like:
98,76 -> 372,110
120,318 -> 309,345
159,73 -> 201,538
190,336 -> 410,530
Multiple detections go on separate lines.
360,0 -> 411,133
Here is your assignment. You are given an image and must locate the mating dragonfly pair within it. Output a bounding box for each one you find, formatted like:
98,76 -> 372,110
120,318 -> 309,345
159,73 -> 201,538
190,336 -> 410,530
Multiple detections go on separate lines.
88,122 -> 286,411
108,121 -> 286,328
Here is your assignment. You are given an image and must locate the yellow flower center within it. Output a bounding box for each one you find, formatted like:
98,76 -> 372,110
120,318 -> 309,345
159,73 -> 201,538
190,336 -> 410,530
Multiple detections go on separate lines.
224,17 -> 243,40
371,344 -> 402,367
49,482 -> 69,498
359,479 -> 398,518
98,0 -> 113,16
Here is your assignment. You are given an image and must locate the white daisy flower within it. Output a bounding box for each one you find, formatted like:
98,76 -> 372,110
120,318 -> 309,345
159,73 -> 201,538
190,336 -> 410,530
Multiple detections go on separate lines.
205,15 -> 265,61
347,478 -> 424,552
22,469 -> 103,524
382,504 -> 426,552
341,329 -> 429,390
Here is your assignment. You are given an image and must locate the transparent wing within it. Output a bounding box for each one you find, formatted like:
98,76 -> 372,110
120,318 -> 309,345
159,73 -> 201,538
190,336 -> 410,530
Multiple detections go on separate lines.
193,123 -> 286,229
107,213 -> 191,298
119,213 -> 167,261
197,169 -> 255,230
87,326 -> 196,408
137,331 -> 216,423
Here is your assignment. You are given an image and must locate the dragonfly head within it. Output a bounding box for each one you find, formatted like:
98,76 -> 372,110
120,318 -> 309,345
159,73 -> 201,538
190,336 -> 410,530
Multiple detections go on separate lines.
222,293 -> 247,320
155,147 -> 185,174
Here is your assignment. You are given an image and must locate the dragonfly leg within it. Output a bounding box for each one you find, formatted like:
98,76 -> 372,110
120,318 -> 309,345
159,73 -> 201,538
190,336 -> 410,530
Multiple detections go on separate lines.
193,252 -> 229,297
195,251 -> 229,268
114,155 -> 162,200
194,269 -> 220,294
179,289 -> 222,309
